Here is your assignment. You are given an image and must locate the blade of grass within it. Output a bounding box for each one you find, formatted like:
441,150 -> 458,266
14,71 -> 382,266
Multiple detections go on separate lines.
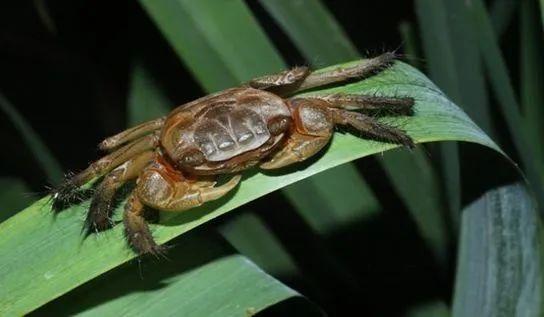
539,0 -> 544,29
416,0 -> 464,237
32,230 -> 316,316
466,0 -> 544,210
257,0 -> 358,67
398,21 -> 422,69
416,0 -> 497,229
520,0 -> 544,178
443,0 -> 494,135
262,0 -> 450,263
0,178 -> 33,223
0,92 -> 63,183
139,0 -> 284,92
127,58 -> 172,126
0,61 -> 505,315
452,183 -> 543,316
490,0 -> 519,38
219,213 -> 300,277
407,301 -> 451,317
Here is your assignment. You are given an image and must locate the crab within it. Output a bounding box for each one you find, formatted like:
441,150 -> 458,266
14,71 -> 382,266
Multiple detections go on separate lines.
52,53 -> 415,255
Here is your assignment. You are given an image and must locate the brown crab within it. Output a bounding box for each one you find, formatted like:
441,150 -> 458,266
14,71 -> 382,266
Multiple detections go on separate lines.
53,53 -> 415,255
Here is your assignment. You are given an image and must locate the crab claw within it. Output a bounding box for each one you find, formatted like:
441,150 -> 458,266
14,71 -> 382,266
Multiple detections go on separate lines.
199,175 -> 241,202
136,168 -> 241,212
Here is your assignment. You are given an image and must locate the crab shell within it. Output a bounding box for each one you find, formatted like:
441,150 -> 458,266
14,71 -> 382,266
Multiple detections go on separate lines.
160,87 -> 294,175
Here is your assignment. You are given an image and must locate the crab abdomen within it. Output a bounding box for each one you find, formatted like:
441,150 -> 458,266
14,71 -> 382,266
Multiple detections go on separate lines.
193,105 -> 271,162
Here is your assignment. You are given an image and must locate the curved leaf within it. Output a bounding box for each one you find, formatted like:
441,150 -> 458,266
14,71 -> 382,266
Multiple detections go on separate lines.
32,231 -> 316,316
0,61 -> 502,315
452,183 -> 543,317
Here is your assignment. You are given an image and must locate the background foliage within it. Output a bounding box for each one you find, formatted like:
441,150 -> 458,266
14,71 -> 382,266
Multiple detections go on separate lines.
0,0 -> 543,316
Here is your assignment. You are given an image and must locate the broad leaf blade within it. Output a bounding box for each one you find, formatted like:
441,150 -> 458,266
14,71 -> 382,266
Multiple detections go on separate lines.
33,231 -> 314,316
452,183 -> 543,317
0,61 -> 502,315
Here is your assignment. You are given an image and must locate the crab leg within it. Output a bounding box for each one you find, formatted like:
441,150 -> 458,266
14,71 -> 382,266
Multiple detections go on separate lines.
295,53 -> 396,91
76,132 -> 159,184
86,151 -> 154,232
99,117 -> 165,151
248,66 -> 310,90
304,94 -> 414,115
52,132 -> 159,209
123,158 -> 240,255
126,174 -> 240,254
331,108 -> 414,148
123,192 -> 164,256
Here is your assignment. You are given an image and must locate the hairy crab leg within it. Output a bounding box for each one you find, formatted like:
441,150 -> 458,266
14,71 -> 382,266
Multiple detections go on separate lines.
99,117 -> 165,151
248,66 -> 310,90
126,174 -> 241,255
293,53 -> 397,92
123,192 -> 164,256
302,94 -> 414,115
331,108 -> 414,148
123,156 -> 241,254
52,132 -> 159,209
86,151 -> 155,232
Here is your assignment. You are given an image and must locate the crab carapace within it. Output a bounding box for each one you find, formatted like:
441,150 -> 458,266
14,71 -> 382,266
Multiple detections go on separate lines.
52,53 -> 415,255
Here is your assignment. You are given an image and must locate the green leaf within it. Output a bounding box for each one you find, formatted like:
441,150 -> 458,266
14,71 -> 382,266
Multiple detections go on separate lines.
127,58 -> 172,126
398,21 -> 422,69
257,0 -> 359,67
416,0 -> 496,231
520,0 -> 544,178
0,92 -> 63,183
0,61 -> 503,315
465,0 -> 544,209
219,213 -> 300,277
407,301 -> 451,317
416,0 -> 463,235
539,0 -> 544,29
452,183 -> 543,317
33,231 -> 315,316
139,0 -> 285,92
490,0 -> 518,37
0,178 -> 33,223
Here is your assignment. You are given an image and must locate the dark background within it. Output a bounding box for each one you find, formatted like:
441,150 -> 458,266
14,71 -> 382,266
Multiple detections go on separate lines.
0,0 -> 520,316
